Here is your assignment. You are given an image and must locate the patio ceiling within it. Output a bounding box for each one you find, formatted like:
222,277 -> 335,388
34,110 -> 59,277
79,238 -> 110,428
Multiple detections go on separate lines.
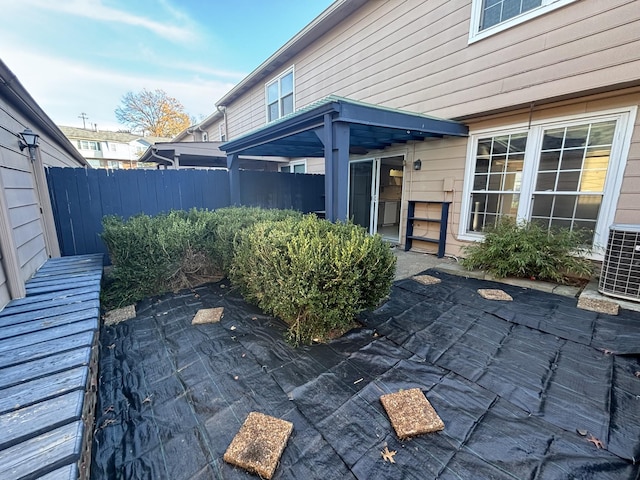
219,95 -> 469,158
220,96 -> 468,220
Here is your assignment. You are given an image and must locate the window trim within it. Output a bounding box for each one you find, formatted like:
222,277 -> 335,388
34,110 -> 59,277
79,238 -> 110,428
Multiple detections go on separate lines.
265,66 -> 295,123
468,0 -> 578,44
219,123 -> 226,142
458,106 -> 637,258
280,159 -> 307,173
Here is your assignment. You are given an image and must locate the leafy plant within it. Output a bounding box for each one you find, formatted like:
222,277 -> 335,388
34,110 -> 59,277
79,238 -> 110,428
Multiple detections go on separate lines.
101,210 -> 220,308
203,206 -> 302,274
461,218 -> 593,283
230,215 -> 396,345
100,207 -> 303,309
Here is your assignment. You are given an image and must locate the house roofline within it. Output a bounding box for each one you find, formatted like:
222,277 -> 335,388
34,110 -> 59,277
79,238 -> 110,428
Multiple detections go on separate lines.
0,59 -> 88,167
215,0 -> 367,107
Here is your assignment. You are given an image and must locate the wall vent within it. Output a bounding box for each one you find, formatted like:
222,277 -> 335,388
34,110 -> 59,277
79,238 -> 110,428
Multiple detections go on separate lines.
599,224 -> 640,302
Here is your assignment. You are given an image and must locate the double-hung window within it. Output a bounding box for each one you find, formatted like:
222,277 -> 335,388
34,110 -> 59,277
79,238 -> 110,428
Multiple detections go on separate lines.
460,108 -> 636,253
78,140 -> 100,151
266,67 -> 294,122
469,0 -> 577,42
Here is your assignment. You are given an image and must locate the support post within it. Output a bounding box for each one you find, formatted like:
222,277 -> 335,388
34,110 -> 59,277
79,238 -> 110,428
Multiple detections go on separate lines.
332,121 -> 350,222
322,114 -> 333,221
320,115 -> 350,222
227,153 -> 240,205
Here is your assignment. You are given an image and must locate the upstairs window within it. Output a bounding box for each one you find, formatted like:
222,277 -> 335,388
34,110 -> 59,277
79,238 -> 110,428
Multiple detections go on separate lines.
78,140 -> 100,151
202,131 -> 208,142
219,123 -> 226,142
470,0 -> 577,43
266,67 -> 294,122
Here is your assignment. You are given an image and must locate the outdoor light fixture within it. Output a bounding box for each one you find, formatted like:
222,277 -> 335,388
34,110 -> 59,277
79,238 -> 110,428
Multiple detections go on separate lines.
18,128 -> 39,157
413,158 -> 422,171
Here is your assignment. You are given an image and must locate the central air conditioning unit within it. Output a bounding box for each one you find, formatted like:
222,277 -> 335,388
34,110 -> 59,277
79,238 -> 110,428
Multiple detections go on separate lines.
599,224 -> 640,302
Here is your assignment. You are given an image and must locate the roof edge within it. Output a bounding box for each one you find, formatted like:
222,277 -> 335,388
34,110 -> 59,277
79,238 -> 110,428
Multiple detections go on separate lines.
216,0 -> 367,107
0,60 -> 88,167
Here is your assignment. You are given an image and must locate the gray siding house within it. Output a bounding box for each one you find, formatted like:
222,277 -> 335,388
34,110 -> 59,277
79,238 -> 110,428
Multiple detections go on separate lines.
0,59 -> 87,309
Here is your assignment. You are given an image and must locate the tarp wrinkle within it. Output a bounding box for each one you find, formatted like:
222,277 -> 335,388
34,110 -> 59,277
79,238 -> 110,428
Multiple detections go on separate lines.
92,270 -> 640,479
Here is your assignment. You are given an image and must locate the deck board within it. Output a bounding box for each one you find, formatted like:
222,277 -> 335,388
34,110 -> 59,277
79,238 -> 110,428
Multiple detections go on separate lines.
0,390 -> 85,450
0,254 -> 102,480
0,421 -> 84,480
0,331 -> 95,369
0,308 -> 98,341
0,348 -> 92,389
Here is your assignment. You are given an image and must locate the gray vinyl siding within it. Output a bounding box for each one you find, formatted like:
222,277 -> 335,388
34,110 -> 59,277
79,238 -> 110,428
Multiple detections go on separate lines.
1,161 -> 47,283
0,255 -> 9,308
0,93 -> 85,308
223,0 -> 640,136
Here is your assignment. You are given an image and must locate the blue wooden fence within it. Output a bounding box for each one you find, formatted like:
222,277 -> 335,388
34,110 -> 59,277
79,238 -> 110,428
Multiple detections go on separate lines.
46,168 -> 324,258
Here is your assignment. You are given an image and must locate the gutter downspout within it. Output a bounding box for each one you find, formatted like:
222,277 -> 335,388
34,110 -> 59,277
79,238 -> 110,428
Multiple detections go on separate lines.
150,147 -> 174,169
217,105 -> 228,141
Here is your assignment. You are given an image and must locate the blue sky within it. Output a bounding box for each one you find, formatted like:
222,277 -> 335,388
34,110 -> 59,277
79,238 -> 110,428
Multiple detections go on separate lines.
0,0 -> 333,131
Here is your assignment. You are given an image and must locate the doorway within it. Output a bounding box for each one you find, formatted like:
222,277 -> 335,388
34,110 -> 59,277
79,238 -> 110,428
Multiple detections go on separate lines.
348,155 -> 404,242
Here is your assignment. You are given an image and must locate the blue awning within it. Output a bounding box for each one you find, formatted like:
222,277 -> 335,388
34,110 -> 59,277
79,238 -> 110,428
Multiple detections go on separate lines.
220,96 -> 468,221
219,95 -> 468,157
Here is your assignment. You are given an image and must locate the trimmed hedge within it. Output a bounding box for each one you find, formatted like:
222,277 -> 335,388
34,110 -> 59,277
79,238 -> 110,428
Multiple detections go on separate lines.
203,206 -> 303,274
101,207 -> 301,308
230,214 -> 396,345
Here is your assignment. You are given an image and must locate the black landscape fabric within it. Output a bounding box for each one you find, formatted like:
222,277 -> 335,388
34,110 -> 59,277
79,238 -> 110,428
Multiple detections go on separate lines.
92,271 -> 640,479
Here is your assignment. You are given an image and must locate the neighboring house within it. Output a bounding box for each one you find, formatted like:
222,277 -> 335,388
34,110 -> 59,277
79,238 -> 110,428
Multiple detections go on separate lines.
138,140 -> 288,171
0,59 -> 88,309
199,0 -> 639,260
169,111 -> 292,171
59,126 -> 170,169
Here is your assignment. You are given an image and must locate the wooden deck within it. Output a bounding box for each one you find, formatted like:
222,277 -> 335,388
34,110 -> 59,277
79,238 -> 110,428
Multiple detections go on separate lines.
0,254 -> 103,480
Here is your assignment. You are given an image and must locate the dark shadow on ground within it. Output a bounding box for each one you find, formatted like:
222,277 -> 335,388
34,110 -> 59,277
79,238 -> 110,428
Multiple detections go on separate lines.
92,271 -> 640,479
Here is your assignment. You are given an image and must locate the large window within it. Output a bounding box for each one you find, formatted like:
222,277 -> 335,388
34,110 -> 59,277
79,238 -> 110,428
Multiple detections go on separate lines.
469,0 -> 577,42
461,109 -> 636,253
266,67 -> 294,122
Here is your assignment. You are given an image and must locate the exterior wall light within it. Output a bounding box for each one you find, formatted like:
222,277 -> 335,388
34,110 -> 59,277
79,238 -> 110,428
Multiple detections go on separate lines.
413,158 -> 422,170
18,128 -> 40,159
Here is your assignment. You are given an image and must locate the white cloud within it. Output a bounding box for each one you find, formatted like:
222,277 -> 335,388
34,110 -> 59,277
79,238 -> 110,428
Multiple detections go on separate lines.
3,50 -> 236,131
16,0 -> 198,43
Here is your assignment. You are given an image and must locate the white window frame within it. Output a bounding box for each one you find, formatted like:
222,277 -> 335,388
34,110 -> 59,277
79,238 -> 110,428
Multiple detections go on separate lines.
219,123 -> 226,142
280,159 -> 307,173
459,106 -> 637,258
469,0 -> 578,44
265,66 -> 295,123
202,131 -> 208,142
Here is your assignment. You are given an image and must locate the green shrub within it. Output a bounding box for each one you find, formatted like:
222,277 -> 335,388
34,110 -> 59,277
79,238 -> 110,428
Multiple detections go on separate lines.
101,210 -> 220,308
100,207 -> 303,309
230,215 -> 396,345
204,207 -> 302,274
461,218 -> 593,283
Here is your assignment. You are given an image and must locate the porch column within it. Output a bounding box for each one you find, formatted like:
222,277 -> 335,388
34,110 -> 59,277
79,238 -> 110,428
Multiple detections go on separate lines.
321,115 -> 350,222
227,153 -> 240,205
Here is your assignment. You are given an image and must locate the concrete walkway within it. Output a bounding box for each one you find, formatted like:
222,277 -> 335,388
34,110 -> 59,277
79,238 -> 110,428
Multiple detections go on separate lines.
393,249 -> 640,313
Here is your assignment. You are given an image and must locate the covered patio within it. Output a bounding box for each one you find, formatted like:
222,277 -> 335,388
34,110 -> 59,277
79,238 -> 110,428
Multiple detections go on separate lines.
220,96 -> 469,222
